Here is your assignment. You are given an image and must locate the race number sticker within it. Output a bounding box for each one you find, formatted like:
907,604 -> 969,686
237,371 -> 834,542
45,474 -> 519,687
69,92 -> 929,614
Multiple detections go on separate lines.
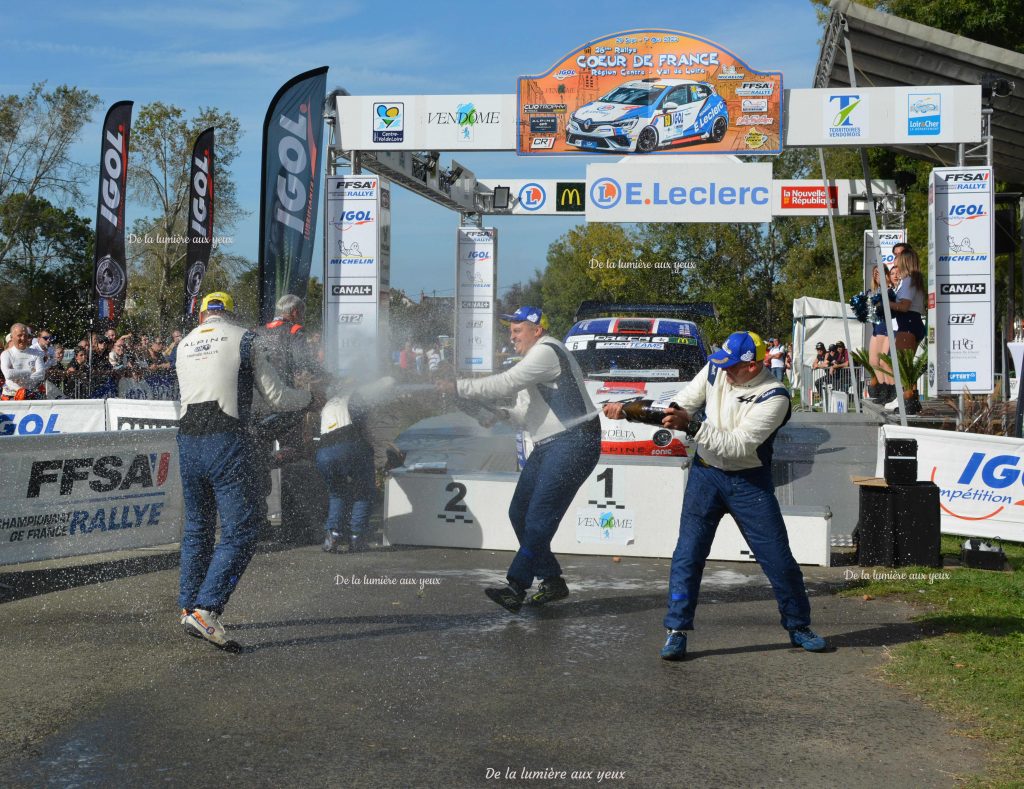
437,481 -> 473,523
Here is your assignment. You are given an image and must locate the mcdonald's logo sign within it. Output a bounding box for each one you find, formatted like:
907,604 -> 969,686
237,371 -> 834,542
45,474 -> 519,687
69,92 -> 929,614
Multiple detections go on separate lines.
556,182 -> 586,213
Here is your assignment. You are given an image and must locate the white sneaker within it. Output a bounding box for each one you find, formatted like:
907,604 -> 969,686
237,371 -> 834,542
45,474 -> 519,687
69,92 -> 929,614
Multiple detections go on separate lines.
183,608 -> 241,652
884,397 -> 901,411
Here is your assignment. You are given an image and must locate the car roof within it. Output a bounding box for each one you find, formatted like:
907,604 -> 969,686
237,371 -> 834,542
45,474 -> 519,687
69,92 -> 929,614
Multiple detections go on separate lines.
565,316 -> 702,340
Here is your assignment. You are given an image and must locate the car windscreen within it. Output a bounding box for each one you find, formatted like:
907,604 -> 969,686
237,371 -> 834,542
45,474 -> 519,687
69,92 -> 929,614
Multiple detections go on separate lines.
570,340 -> 705,381
598,86 -> 660,106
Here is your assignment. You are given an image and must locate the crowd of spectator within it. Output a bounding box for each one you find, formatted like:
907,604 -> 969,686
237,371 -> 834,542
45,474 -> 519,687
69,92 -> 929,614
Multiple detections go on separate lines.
395,340 -> 445,379
1,323 -> 184,401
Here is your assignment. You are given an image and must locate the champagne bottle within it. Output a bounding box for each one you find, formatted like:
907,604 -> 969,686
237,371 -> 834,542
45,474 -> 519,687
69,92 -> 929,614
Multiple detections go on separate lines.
621,399 -> 679,426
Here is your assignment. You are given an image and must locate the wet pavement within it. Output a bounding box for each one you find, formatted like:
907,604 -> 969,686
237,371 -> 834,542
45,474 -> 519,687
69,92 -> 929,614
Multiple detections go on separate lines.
0,542 -> 987,787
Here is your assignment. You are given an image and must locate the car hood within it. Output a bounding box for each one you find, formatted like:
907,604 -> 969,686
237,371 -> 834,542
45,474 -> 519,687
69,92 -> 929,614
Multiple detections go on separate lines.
573,103 -> 645,123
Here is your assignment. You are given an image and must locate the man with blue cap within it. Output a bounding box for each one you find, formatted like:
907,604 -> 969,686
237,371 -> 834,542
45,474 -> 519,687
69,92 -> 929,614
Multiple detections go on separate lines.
604,330 -> 826,660
438,306 -> 600,612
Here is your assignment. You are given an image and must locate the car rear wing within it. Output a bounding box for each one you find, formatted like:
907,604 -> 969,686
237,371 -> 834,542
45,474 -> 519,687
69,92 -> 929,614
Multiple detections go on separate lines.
573,301 -> 719,322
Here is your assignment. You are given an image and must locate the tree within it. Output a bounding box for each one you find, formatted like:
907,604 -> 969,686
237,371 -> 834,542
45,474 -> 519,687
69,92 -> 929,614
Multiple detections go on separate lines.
127,102 -> 244,332
0,83 -> 99,266
0,193 -> 94,342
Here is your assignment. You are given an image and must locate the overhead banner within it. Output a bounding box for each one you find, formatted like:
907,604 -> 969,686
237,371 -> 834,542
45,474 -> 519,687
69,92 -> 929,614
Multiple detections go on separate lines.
773,179 -> 896,217
258,66 -> 328,323
456,228 -> 497,374
337,94 -> 516,151
878,425 -> 1023,542
0,431 -> 183,567
784,85 -> 981,147
928,166 -> 994,395
184,127 -> 215,322
585,160 -> 772,223
517,29 -> 783,156
0,400 -> 106,437
93,100 -> 133,329
476,179 -> 586,215
324,175 -> 389,375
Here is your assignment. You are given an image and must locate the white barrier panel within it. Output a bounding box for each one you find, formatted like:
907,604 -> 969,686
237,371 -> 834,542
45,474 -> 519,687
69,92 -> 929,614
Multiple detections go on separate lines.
0,431 -> 183,566
105,398 -> 181,430
878,425 -> 1024,541
385,458 -> 830,565
0,399 -> 106,437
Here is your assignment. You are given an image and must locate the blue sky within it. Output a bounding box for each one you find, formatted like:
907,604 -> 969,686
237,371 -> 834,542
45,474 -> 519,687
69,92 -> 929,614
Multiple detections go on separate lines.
4,0 -> 824,300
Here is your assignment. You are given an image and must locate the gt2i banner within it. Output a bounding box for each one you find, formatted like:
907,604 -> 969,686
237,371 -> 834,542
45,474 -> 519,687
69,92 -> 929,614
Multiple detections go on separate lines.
878,425 -> 1023,542
0,431 -> 183,566
928,167 -> 994,395
586,161 -> 772,223
324,176 -> 389,375
184,127 -> 214,322
455,228 -> 497,374
258,66 -> 328,323
94,101 -> 133,328
517,29 -> 782,156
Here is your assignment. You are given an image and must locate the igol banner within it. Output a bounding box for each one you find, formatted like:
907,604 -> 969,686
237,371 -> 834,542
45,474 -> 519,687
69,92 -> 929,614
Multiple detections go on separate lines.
184,127 -> 215,322
258,67 -> 328,323
93,101 -> 133,329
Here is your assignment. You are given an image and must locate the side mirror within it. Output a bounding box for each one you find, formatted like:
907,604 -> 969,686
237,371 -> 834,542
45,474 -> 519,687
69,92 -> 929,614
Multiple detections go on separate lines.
663,102 -> 678,111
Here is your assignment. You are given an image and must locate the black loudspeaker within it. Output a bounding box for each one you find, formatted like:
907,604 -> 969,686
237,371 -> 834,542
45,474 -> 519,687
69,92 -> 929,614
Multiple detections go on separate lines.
883,438 -> 918,484
857,482 -> 941,567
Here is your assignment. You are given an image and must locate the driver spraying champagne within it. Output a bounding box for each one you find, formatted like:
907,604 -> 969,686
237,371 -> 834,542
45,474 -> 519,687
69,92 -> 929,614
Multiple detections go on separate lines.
437,306 -> 600,612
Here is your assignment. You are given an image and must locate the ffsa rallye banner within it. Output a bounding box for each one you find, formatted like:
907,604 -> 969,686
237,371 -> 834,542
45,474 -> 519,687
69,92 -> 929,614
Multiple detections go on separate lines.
0,431 -> 182,566
258,66 -> 328,323
517,29 -> 782,156
93,100 -> 133,328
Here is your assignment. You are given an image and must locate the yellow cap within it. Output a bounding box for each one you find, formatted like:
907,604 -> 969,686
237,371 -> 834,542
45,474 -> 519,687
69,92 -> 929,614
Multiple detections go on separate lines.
200,291 -> 234,313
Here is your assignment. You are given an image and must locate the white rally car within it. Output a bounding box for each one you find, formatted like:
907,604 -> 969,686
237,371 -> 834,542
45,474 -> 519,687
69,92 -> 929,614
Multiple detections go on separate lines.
563,302 -> 714,457
566,78 -> 729,153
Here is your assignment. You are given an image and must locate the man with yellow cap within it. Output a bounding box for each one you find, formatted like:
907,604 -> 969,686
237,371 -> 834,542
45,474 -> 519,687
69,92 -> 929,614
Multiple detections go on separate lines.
174,292 -> 317,651
605,330 -> 826,661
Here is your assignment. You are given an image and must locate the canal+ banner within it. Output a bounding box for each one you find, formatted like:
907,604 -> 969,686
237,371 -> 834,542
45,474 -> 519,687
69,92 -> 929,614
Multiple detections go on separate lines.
585,160 -> 772,223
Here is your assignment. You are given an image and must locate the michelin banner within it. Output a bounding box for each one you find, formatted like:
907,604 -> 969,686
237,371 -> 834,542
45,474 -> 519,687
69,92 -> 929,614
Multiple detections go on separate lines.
928,167 -> 994,395
878,425 -> 1024,542
455,228 -> 497,374
518,29 -> 782,156
0,400 -> 106,437
0,431 -> 183,566
324,175 -> 389,375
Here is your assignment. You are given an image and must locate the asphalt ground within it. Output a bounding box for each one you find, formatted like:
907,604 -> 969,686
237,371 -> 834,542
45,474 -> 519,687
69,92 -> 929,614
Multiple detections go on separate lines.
0,541 -> 987,788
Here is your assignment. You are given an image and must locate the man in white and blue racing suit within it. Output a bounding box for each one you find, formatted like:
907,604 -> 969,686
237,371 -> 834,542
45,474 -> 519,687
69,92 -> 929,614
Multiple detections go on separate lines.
605,331 -> 826,660
174,291 -> 314,651
439,306 -> 601,612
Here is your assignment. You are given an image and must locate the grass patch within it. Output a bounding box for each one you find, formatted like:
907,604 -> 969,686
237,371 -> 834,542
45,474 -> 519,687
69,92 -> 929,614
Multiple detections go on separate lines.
841,536 -> 1024,785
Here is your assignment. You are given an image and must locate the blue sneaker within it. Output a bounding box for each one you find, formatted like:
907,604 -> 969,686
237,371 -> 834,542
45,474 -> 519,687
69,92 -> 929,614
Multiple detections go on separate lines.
789,627 -> 827,652
660,630 -> 687,661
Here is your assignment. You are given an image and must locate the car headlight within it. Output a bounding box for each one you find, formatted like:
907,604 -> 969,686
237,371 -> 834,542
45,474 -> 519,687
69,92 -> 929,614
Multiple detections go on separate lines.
610,118 -> 639,131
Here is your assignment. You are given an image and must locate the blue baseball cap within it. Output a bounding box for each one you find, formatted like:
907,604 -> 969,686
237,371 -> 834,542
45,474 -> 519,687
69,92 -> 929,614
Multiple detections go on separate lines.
501,306 -> 549,329
707,331 -> 767,368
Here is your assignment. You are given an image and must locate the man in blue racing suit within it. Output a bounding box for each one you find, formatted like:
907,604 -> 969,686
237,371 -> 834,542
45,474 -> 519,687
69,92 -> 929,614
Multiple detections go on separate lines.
604,330 -> 827,660
439,306 -> 601,612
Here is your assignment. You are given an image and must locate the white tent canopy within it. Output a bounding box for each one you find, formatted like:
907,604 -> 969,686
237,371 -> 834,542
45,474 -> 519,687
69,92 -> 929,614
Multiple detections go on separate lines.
791,296 -> 861,391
